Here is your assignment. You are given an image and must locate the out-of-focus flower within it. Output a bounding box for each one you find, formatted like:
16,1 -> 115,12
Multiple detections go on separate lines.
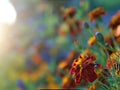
88,36 -> 96,47
64,18 -> 82,36
60,7 -> 83,37
105,34 -> 113,46
69,20 -> 82,36
105,26 -> 120,47
113,25 -> 120,43
73,40 -> 79,45
109,11 -> 120,30
62,7 -> 76,20
116,37 -> 120,44
107,51 -> 120,76
114,25 -> 120,37
70,52 -> 97,85
32,53 -> 42,66
58,23 -> 69,37
88,7 -> 106,22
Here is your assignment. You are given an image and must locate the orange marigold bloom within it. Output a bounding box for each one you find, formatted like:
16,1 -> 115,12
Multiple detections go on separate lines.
62,7 -> 76,20
116,37 -> 120,44
107,51 -> 120,76
107,51 -> 120,68
88,7 -> 106,22
115,68 -> 120,77
70,53 -> 97,85
69,19 -> 82,36
61,7 -> 83,37
109,11 -> 120,30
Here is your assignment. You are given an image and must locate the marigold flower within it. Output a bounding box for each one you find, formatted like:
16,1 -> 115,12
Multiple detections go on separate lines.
105,26 -> 120,46
61,7 -> 82,36
107,51 -> 120,76
105,34 -> 113,47
88,68 -> 110,90
70,53 -> 97,85
116,37 -> 120,44
88,7 -> 106,22
109,11 -> 120,30
114,25 -> 120,38
66,18 -> 82,36
70,21 -> 82,36
62,7 -> 76,20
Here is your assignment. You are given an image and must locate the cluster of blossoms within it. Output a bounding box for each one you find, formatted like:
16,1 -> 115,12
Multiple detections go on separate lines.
54,3 -> 120,89
66,7 -> 120,89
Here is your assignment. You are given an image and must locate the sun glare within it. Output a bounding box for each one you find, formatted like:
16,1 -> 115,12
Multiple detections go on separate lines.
0,0 -> 17,24
0,0 -> 17,54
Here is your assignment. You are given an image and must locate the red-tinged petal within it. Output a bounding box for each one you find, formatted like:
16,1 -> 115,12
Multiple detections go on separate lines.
75,73 -> 82,85
82,64 -> 97,82
74,65 -> 80,76
84,70 -> 97,82
70,68 -> 75,75
73,63 -> 76,66
75,59 -> 78,62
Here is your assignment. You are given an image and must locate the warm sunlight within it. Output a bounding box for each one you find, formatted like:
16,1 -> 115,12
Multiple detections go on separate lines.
0,0 -> 17,24
0,0 -> 17,55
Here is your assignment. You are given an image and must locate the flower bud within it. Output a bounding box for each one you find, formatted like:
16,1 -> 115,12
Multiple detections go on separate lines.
95,32 -> 105,45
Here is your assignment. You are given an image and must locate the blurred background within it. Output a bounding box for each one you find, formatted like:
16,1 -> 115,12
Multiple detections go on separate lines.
0,0 -> 120,89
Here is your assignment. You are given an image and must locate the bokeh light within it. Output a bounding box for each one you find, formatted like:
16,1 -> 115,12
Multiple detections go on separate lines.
0,0 -> 16,24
